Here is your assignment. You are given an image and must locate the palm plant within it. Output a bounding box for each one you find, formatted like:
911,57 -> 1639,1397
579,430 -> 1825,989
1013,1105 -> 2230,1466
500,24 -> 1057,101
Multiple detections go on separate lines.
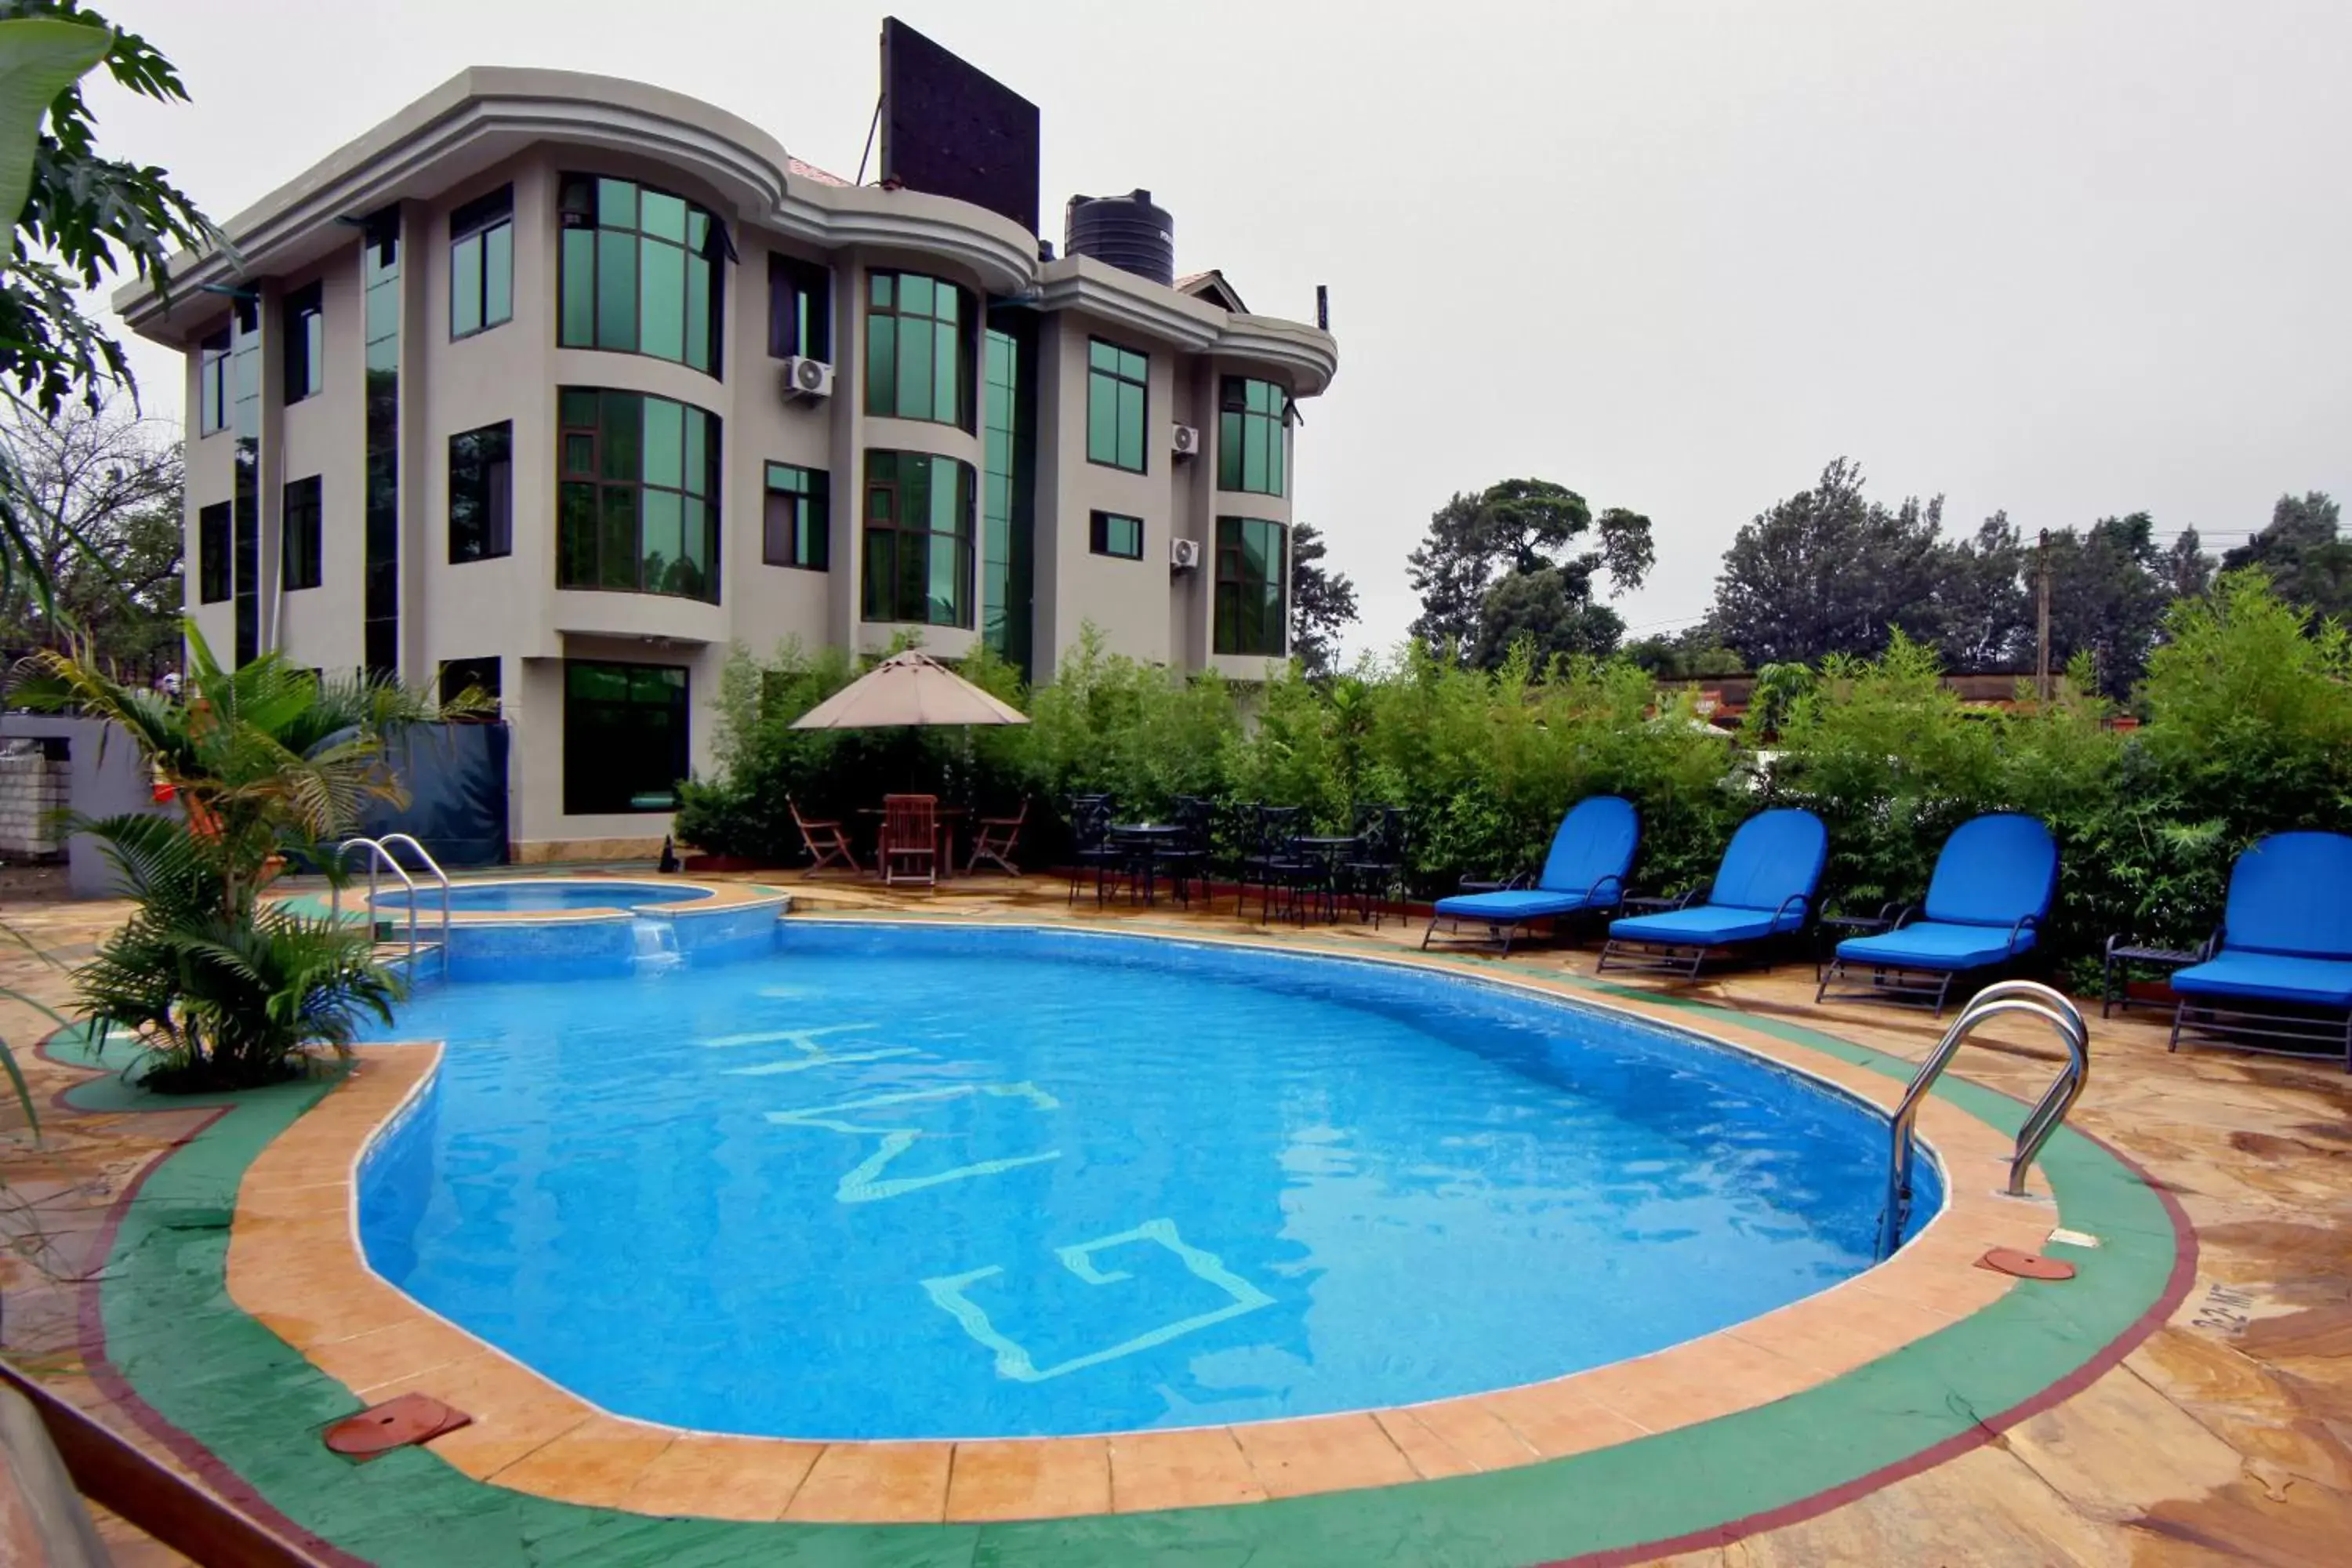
15,623 -> 459,1090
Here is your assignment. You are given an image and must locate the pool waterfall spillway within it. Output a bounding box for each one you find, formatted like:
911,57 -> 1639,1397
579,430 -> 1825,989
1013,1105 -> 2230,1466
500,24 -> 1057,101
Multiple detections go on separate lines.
630,916 -> 683,972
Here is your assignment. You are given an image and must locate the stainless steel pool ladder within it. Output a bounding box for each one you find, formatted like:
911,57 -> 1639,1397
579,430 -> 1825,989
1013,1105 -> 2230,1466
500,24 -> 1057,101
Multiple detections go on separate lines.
1877,979 -> 2089,1259
332,834 -> 452,979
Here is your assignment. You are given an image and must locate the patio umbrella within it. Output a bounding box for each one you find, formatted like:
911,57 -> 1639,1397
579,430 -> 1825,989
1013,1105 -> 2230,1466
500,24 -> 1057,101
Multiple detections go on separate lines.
789,651 -> 1028,730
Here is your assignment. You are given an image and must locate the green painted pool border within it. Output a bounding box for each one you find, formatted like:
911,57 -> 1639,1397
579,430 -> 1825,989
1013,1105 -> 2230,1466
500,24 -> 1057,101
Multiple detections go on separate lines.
73,929 -> 2189,1567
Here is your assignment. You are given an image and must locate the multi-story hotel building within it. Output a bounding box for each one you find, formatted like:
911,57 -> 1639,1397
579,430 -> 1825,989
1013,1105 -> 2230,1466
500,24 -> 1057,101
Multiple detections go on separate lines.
114,67 -> 1338,858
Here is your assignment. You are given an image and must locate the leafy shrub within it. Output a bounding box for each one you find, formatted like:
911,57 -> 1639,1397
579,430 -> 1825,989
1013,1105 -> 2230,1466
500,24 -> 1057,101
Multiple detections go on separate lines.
681,579 -> 2352,987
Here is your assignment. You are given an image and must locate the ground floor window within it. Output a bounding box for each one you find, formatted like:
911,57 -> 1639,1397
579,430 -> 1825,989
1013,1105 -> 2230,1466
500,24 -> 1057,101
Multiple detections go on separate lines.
438,655 -> 502,715
1214,516 -> 1287,656
862,450 -> 974,626
563,659 -> 688,814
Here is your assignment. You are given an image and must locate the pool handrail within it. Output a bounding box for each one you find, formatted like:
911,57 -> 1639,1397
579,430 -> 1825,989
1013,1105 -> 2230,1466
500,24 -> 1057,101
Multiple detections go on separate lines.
376,833 -> 452,971
332,836 -> 452,978
1878,978 -> 2089,1258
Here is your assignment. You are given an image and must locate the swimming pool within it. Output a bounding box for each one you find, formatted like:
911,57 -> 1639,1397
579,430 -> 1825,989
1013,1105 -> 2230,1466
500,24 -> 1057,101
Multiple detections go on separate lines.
372,879 -> 713,913
357,922 -> 1940,1442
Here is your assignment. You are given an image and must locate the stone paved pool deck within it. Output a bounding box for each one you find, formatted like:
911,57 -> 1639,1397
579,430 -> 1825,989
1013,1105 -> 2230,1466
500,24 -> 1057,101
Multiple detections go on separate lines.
2,873 -> 2347,1565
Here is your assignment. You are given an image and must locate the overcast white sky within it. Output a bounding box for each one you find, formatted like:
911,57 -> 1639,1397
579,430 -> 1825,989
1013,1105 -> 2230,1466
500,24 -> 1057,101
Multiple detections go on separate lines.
93,0 -> 2352,655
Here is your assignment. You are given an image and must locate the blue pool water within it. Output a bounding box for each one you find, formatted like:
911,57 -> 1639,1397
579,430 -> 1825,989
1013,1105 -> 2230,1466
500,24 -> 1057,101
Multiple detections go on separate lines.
372,880 -> 712,913
358,924 -> 1936,1441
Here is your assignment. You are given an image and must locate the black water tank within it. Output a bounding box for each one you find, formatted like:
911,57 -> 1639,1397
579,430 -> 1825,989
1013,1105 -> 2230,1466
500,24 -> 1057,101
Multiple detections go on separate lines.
1064,190 -> 1174,287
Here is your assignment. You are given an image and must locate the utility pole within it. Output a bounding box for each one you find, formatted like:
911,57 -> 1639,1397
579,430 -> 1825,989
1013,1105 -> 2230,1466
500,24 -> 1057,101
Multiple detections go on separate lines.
2035,528 -> 2052,705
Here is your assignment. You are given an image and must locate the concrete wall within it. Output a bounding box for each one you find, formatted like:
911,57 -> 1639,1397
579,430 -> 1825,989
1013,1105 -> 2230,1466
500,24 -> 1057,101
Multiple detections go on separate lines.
0,744 -> 67,858
0,717 -> 174,897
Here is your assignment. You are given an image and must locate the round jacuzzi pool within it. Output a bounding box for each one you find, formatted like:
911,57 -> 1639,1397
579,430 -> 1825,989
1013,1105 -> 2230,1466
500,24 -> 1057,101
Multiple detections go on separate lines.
356,921 -> 1940,1441
372,879 -> 714,914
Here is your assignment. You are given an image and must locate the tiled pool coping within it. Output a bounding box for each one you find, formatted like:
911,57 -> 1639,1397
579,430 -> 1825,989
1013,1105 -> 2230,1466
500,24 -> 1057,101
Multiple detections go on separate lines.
77,918 -> 2189,1565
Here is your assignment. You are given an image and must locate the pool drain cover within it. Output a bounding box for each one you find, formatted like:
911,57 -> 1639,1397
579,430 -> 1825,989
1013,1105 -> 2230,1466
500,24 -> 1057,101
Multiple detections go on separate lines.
325,1393 -> 473,1460
1977,1247 -> 2075,1281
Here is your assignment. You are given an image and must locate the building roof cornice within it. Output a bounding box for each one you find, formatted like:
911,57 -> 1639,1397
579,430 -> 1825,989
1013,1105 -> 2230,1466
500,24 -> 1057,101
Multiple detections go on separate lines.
111,67 -> 1336,395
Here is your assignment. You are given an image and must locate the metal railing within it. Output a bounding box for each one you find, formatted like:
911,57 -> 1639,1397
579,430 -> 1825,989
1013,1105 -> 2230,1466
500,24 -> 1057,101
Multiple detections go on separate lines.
332,834 -> 452,978
1878,978 -> 2089,1258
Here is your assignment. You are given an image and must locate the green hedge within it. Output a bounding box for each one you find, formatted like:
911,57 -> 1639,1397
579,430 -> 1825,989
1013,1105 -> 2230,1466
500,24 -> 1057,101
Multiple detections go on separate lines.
675,573 -> 2352,984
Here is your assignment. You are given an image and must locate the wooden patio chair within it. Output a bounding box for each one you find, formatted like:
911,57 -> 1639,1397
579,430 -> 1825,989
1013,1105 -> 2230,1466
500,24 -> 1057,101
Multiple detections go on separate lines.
967,797 -> 1030,876
879,793 -> 939,889
789,797 -> 858,877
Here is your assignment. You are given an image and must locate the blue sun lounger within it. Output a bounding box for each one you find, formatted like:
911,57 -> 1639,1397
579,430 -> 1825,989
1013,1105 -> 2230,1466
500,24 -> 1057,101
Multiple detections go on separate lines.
1421,795 -> 1638,955
1815,813 -> 2059,1014
2169,831 -> 2352,1073
1597,808 -> 1828,979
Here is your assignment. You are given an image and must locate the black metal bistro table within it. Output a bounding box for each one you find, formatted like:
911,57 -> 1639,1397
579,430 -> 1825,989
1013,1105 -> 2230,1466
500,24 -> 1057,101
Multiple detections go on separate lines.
1110,823 -> 1188,906
1287,835 -> 1361,923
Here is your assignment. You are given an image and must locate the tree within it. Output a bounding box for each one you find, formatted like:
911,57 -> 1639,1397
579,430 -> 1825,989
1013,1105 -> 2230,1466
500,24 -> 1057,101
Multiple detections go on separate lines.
2222,492 -> 2350,622
1624,622 -> 1744,679
1710,459 -> 1947,667
1405,478 -> 1653,666
1928,512 -> 2032,670
17,626 -> 463,1091
1,2 -> 216,615
1286,522 -> 1358,679
2164,527 -> 2213,600
0,392 -> 181,671
2042,513 -> 2171,699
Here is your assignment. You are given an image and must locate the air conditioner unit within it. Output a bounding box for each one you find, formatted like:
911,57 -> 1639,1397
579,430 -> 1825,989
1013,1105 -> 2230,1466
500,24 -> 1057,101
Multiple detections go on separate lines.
780,357 -> 833,401
1171,423 -> 1200,458
1169,538 -> 1203,571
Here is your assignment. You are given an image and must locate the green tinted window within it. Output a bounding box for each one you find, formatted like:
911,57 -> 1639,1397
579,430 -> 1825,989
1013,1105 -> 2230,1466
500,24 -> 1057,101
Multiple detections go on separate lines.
557,174 -> 723,376
1214,516 -> 1287,656
865,270 -> 973,429
862,450 -> 975,626
197,331 -> 230,436
449,186 -> 514,340
1089,510 -> 1144,560
1217,376 -> 1289,496
555,387 -> 720,602
1086,338 -> 1148,472
763,461 -> 829,570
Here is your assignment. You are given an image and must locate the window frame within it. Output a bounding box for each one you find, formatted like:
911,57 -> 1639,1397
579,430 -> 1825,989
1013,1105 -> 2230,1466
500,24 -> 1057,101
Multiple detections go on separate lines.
447,420 -> 514,564
1217,376 -> 1290,497
561,659 -> 690,815
197,500 -> 231,603
767,252 -> 833,362
448,185 -> 514,341
281,286 -> 324,404
556,173 -> 727,378
762,461 -> 830,571
861,450 -> 975,627
1213,515 -> 1288,657
281,475 -> 323,590
197,330 -> 230,437
1088,510 -> 1145,561
1085,338 -> 1149,474
864,270 -> 975,431
555,387 -> 723,603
